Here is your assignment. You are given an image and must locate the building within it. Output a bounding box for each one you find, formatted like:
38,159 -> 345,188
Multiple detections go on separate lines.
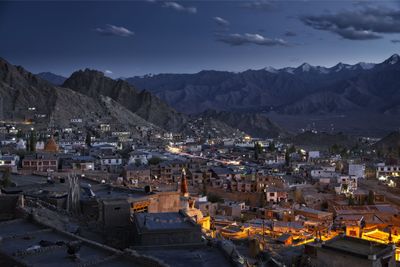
294,207 -> 333,222
308,151 -> 320,160
305,236 -> 396,267
98,155 -> 122,172
266,187 -> 288,203
219,201 -> 245,218
335,175 -> 358,195
311,167 -> 338,179
132,211 -> 203,246
128,151 -> 152,165
0,154 -> 19,172
125,165 -> 151,185
43,136 -> 59,153
349,164 -> 366,179
22,154 -> 58,172
376,164 -> 400,179
61,156 -> 95,171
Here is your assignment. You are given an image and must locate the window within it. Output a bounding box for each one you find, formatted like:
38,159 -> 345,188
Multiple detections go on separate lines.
349,230 -> 357,237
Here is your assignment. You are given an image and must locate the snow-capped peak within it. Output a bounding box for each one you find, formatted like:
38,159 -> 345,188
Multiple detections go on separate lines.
282,67 -> 295,74
315,66 -> 330,74
386,54 -> 400,65
357,62 -> 375,70
332,62 -> 351,72
299,63 -> 312,72
264,66 -> 278,73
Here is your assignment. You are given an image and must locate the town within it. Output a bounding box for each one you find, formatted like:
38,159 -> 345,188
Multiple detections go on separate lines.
3,1 -> 400,266
0,115 -> 399,267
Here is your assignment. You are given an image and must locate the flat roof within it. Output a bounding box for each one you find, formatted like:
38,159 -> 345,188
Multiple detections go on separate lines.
134,212 -> 196,231
321,236 -> 394,259
139,246 -> 233,267
0,219 -> 142,267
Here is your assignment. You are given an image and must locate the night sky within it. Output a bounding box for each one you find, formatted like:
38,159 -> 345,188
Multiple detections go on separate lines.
1,0 -> 400,77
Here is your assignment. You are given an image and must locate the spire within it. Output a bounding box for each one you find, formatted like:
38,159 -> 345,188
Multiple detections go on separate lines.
180,168 -> 189,197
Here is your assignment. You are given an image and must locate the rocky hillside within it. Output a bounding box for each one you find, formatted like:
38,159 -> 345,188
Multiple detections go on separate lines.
0,58 -> 159,136
287,131 -> 357,150
62,69 -> 188,132
374,131 -> 400,157
200,110 -> 286,138
36,72 -> 66,86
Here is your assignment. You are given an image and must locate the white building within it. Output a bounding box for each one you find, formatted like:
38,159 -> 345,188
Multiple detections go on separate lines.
308,151 -> 320,160
348,164 -> 365,179
335,175 -> 358,195
0,155 -> 19,172
128,151 -> 152,165
376,164 -> 400,179
311,166 -> 338,179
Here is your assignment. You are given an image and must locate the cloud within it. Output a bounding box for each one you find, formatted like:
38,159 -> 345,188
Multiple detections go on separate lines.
217,33 -> 288,46
241,0 -> 277,11
301,6 -> 400,40
391,39 -> 400,43
95,24 -> 134,37
284,31 -> 297,37
104,70 -> 113,75
163,2 -> 197,14
214,16 -> 230,27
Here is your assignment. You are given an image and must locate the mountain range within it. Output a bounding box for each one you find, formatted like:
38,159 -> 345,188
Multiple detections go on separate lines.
125,54 -> 400,116
0,58 -> 250,138
26,54 -> 400,137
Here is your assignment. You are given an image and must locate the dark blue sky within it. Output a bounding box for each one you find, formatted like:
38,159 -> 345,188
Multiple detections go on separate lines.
1,0 -> 400,77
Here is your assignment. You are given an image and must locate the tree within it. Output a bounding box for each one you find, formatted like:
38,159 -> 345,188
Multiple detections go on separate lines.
331,144 -> 340,154
1,168 -> 12,188
287,145 -> 296,154
254,142 -> 262,160
268,142 -> 276,152
348,195 -> 355,205
29,130 -> 36,152
16,130 -> 23,139
85,132 -> 92,148
285,151 -> 290,167
202,171 -> 208,196
294,188 -> 305,204
367,190 -> 375,205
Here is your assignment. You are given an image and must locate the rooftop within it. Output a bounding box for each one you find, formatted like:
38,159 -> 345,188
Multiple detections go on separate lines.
134,212 -> 197,231
320,236 -> 394,259
0,219 -> 147,267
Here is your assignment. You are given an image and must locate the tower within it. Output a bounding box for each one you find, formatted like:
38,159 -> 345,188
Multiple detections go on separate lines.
180,168 -> 189,197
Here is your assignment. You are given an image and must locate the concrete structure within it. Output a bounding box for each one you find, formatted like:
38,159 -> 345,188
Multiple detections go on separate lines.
305,236 -> 396,267
349,164 -> 366,179
0,218 -> 166,267
124,165 -> 151,185
22,153 -> 58,172
376,164 -> 400,179
311,167 -> 338,179
294,207 -> 333,222
308,151 -> 320,160
0,154 -> 19,172
266,187 -> 288,203
132,211 -> 203,246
